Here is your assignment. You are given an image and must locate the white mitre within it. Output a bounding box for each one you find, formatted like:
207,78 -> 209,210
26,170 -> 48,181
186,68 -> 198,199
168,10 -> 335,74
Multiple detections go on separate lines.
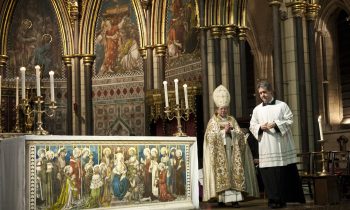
213,85 -> 230,107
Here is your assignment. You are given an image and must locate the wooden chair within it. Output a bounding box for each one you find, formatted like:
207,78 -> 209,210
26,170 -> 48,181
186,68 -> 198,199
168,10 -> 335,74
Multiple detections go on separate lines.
329,151 -> 350,199
297,152 -> 314,199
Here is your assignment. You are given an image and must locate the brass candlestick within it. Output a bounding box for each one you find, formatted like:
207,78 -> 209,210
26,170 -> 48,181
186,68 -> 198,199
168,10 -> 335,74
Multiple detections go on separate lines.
164,104 -> 190,137
33,96 -> 57,135
318,139 -> 329,176
21,98 -> 34,133
13,105 -> 22,133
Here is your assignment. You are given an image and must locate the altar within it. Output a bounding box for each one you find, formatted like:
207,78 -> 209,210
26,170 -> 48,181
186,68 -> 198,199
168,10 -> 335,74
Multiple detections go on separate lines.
0,135 -> 199,210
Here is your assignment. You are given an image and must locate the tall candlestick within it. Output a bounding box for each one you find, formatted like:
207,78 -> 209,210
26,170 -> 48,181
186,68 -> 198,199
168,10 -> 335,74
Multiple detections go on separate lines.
174,79 -> 179,105
49,71 -> 55,102
183,84 -> 188,109
318,115 -> 324,141
35,65 -> 41,97
20,67 -> 26,99
163,81 -> 169,107
16,77 -> 19,106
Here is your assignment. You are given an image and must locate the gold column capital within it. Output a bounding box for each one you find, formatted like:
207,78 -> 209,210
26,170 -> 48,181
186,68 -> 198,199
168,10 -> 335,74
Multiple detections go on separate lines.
287,0 -> 307,18
210,25 -> 222,39
223,25 -> 237,38
305,3 -> 321,21
82,54 -> 96,65
139,47 -> 147,59
0,55 -> 9,67
154,44 -> 167,56
62,55 -> 74,66
238,26 -> 249,41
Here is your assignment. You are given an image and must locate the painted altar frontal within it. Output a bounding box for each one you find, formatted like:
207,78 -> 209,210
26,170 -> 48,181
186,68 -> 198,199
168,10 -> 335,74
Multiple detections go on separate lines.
0,135 -> 199,210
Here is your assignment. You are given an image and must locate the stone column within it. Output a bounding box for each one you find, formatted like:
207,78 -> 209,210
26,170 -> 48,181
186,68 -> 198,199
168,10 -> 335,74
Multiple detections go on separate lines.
211,26 -> 222,87
70,1 -> 82,135
238,26 -> 249,118
82,54 -> 95,135
62,55 -> 73,135
155,44 -> 167,89
269,0 -> 284,100
290,0 -> 309,153
306,1 -> 321,150
224,25 -> 237,116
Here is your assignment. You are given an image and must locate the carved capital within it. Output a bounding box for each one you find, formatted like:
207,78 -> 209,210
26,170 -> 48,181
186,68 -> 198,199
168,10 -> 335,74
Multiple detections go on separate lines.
155,44 -> 167,56
139,47 -> 147,59
0,55 -> 9,67
210,26 -> 222,39
82,54 -> 96,65
305,3 -> 321,21
62,55 -> 73,66
238,26 -> 249,41
223,25 -> 237,38
287,0 -> 306,18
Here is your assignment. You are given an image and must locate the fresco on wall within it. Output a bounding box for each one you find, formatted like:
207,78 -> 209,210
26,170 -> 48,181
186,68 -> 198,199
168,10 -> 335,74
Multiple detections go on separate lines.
166,0 -> 199,67
95,0 -> 142,77
7,0 -> 62,79
34,143 -> 188,209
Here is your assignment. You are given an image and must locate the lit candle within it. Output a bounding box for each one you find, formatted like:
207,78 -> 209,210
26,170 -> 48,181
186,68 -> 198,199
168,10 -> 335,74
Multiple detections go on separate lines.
0,75 -> 2,107
183,84 -> 188,109
163,81 -> 169,107
318,115 -> 324,141
20,67 -> 26,99
174,79 -> 179,105
49,71 -> 55,102
35,65 -> 41,97
15,77 -> 19,106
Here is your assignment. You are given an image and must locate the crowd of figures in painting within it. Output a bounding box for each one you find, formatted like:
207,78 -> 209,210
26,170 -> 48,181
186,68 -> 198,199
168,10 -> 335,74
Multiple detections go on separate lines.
34,144 -> 187,209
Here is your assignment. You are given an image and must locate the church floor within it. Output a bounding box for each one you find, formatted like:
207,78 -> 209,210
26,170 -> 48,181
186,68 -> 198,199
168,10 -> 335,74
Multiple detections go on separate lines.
199,198 -> 350,210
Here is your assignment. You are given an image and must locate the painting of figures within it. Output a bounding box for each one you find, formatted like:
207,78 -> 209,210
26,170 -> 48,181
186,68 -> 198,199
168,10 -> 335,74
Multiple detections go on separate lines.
95,0 -> 143,77
33,143 -> 188,209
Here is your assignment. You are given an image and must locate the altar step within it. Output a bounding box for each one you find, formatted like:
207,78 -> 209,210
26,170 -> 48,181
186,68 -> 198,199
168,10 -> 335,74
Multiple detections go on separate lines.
199,198 -> 350,210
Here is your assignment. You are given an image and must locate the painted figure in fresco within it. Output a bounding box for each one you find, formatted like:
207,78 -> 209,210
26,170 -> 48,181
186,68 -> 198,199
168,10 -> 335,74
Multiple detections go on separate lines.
36,148 -> 47,204
83,154 -> 94,198
80,147 -> 91,198
158,162 -> 176,202
45,150 -> 55,207
150,148 -> 159,198
169,147 -> 177,194
51,165 -> 77,209
160,147 -> 172,193
99,19 -> 121,75
112,151 -> 130,200
53,147 -> 67,201
87,165 -> 104,208
15,19 -> 37,67
125,147 -> 140,201
100,162 -> 112,206
141,147 -> 155,200
175,149 -> 186,195
70,147 -> 82,199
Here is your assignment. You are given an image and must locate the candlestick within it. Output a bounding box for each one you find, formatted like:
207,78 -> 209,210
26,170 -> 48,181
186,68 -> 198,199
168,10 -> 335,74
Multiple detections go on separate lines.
183,84 -> 188,109
163,81 -> 169,107
49,71 -> 55,102
174,79 -> 179,105
20,67 -> 26,99
35,65 -> 41,97
318,115 -> 324,141
16,77 -> 19,106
